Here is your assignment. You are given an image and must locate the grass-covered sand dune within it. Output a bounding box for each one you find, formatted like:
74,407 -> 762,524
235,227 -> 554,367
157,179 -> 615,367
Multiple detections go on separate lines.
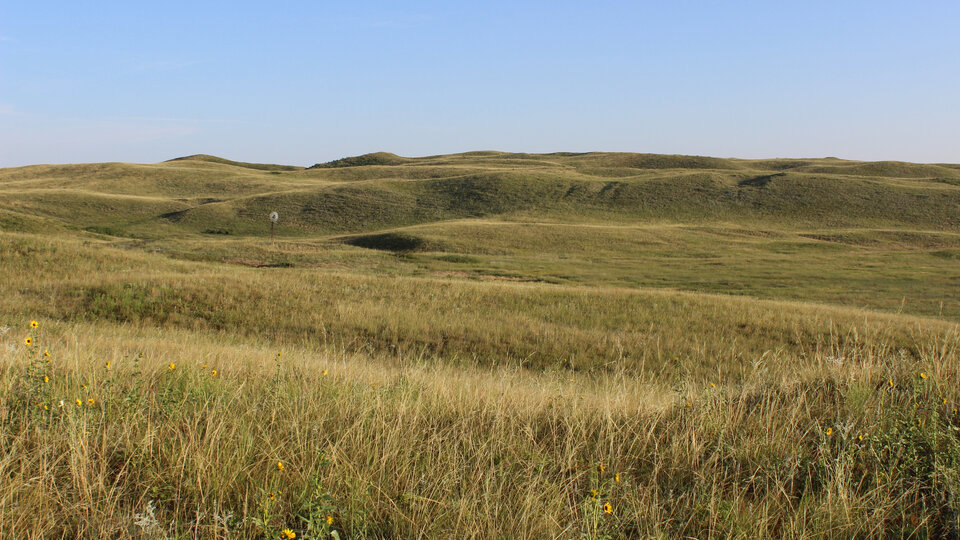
2,152 -> 959,538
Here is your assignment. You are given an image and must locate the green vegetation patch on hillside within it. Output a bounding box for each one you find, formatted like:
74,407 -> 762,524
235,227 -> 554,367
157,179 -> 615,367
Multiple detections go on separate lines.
310,151 -> 409,168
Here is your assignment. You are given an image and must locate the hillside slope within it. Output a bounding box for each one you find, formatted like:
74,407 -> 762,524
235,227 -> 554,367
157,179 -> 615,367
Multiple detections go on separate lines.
3,152 -> 959,236
2,151 -> 959,320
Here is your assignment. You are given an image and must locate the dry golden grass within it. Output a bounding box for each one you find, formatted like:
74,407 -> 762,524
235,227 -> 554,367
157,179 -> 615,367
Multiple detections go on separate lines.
2,318 -> 959,538
3,231 -> 957,382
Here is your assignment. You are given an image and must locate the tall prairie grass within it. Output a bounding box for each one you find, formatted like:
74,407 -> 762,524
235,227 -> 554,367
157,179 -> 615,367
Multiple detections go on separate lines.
2,232 -> 956,381
2,321 -> 958,538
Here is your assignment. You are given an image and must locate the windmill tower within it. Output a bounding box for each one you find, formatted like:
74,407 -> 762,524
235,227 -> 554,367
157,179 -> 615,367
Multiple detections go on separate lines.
269,211 -> 279,242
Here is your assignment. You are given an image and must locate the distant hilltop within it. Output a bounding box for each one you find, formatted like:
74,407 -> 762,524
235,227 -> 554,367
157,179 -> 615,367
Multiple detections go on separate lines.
163,150 -> 960,177
166,154 -> 301,172
3,150 -> 959,240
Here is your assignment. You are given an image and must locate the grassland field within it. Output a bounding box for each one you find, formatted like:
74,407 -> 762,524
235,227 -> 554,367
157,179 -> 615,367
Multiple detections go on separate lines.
1,151 -> 959,538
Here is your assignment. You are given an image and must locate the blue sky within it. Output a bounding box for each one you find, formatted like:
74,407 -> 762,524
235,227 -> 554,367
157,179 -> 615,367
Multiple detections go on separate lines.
1,1 -> 958,166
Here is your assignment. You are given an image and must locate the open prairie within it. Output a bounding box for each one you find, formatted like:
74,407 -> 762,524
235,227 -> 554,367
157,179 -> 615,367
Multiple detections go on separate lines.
2,152 -> 959,538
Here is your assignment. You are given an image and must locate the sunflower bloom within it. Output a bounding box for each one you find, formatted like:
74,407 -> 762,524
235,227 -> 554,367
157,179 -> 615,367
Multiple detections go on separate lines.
87,398 -> 95,405
603,503 -> 613,514
24,337 -> 32,346
615,473 -> 620,483
920,372 -> 927,380
281,529 -> 296,539
75,399 -> 82,406
211,369 -> 217,376
43,376 -> 49,383
326,516 -> 334,525
44,349 -> 50,358
168,363 -> 176,371
277,461 -> 285,471
106,361 -> 111,370
825,428 -> 832,436
30,320 -> 38,329
322,370 -> 328,376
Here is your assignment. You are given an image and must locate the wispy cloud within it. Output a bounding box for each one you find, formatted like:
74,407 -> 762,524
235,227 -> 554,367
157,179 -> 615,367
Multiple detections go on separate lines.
0,104 -> 15,115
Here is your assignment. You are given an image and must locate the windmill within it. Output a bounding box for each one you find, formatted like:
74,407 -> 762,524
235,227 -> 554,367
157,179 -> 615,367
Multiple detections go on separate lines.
269,211 -> 279,242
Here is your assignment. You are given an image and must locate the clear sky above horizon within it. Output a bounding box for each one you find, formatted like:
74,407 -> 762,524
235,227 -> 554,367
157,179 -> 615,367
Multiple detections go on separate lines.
1,1 -> 958,167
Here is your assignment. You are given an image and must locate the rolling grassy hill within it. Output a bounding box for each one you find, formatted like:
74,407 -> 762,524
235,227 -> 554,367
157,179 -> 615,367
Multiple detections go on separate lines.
2,151 -> 959,320
2,152 -> 960,537
4,151 -> 960,239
